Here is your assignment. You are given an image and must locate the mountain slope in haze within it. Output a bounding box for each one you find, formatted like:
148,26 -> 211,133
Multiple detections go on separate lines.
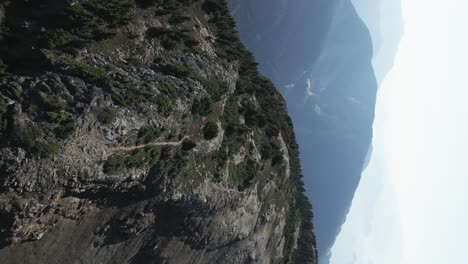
352,0 -> 403,83
0,1 -> 317,263
227,0 -> 381,263
227,0 -> 336,87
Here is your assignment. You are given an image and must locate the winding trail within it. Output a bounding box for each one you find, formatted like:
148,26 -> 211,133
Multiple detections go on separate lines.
111,136 -> 189,152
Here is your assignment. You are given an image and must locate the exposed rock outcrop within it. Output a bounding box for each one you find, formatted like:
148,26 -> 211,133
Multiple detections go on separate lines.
0,1 -> 316,263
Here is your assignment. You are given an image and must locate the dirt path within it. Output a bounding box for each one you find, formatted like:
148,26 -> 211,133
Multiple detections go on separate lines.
111,136 -> 189,152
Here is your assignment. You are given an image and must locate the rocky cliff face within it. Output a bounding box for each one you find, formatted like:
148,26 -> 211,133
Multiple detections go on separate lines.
0,1 -> 316,263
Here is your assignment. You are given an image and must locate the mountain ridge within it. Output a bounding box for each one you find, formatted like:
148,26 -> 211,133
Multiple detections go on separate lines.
0,1 -> 316,263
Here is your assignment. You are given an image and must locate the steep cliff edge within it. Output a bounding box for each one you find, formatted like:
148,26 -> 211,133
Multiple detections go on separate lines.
0,1 -> 316,263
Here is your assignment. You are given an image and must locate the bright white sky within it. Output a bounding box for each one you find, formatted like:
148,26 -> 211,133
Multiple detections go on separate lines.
331,0 -> 468,263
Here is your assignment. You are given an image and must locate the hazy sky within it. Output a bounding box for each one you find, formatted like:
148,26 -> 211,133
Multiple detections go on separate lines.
331,0 -> 468,263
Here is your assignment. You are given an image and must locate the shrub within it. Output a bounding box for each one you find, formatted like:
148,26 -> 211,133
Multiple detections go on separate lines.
199,76 -> 228,101
168,14 -> 190,24
159,81 -> 178,97
124,149 -> 149,168
156,95 -> 174,117
64,4 -> 101,38
184,37 -> 200,48
103,155 -> 126,173
77,64 -> 111,86
222,96 -> 246,137
45,111 -> 73,138
17,123 -> 42,151
0,61 -> 8,79
181,138 -> 196,150
137,127 -> 161,144
146,26 -> 198,51
104,146 -> 160,174
82,0 -> 134,28
272,154 -> 284,166
260,142 -> 273,160
36,142 -> 60,157
215,147 -> 229,167
265,123 -> 279,137
60,0 -> 133,42
241,159 -> 257,189
46,111 -> 69,124
243,105 -> 258,127
162,39 -> 178,50
146,27 -> 172,39
164,63 -> 190,77
229,159 -> 257,191
111,84 -> 157,108
54,119 -> 76,139
191,97 -> 212,116
202,0 -> 224,14
135,0 -> 155,8
45,29 -> 85,49
0,99 -> 7,118
64,59 -> 112,87
40,95 -> 66,112
203,121 -> 218,140
94,107 -> 117,124
150,81 -> 180,117
235,77 -> 256,94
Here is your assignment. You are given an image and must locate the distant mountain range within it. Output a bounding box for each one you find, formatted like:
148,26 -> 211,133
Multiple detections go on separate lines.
351,0 -> 403,84
227,0 -> 402,263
